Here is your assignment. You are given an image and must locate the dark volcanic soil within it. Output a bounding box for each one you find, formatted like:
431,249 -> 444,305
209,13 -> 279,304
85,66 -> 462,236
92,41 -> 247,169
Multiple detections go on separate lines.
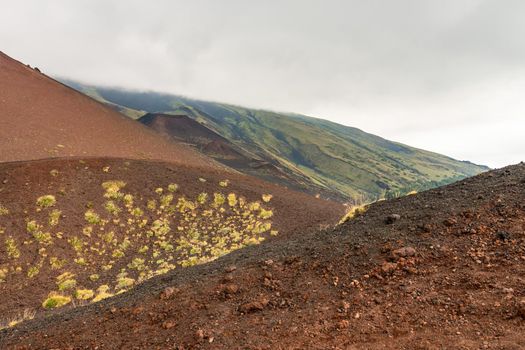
4,163 -> 525,349
137,113 -> 310,198
0,157 -> 343,329
0,52 -> 210,167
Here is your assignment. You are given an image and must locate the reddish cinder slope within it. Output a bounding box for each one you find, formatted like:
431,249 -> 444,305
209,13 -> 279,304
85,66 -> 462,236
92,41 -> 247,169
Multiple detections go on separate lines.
0,52 -> 209,166
0,157 -> 344,326
3,164 -> 525,349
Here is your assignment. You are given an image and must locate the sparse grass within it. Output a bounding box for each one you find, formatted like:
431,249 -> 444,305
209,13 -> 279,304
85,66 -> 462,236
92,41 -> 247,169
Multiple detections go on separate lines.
197,192 -> 208,204
36,195 -> 56,208
104,201 -> 121,215
262,194 -> 273,203
168,183 -> 179,192
0,309 -> 36,330
56,272 -> 77,291
42,293 -> 71,309
84,209 -> 101,224
102,180 -> 126,199
259,208 -> 273,219
4,177 -> 277,313
5,237 -> 20,259
338,204 -> 368,224
27,265 -> 40,278
33,231 -> 52,245
160,194 -> 173,208
227,193 -> 237,207
74,289 -> 94,300
68,236 -> 84,252
0,267 -> 8,282
26,220 -> 41,233
147,200 -> 157,211
50,257 -> 66,270
48,209 -> 61,226
115,274 -> 135,290
92,285 -> 113,302
0,204 -> 9,216
213,193 -> 225,207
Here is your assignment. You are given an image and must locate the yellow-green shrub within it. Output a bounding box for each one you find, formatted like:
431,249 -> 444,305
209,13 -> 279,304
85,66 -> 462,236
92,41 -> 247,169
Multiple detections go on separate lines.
42,293 -> 71,309
36,195 -> 56,208
75,289 -> 94,300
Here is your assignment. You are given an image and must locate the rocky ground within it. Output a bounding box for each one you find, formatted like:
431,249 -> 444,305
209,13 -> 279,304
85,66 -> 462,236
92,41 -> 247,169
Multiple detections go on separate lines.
3,163 -> 524,349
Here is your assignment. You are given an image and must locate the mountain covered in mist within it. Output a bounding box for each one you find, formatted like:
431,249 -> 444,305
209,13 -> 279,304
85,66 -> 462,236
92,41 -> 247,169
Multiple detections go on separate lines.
64,80 -> 488,202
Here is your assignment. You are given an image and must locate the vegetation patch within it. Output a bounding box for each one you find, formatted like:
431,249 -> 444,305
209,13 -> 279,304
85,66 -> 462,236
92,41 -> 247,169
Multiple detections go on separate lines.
0,204 -> 9,216
42,293 -> 71,309
0,177 -> 276,313
36,195 -> 56,208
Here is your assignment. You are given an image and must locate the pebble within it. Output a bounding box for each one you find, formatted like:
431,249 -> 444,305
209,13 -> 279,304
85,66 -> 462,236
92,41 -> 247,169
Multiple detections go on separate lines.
225,265 -> 237,273
392,247 -> 417,259
385,214 -> 401,224
220,283 -> 239,295
381,262 -> 398,274
159,287 -> 179,300
239,297 -> 269,313
162,320 -> 176,329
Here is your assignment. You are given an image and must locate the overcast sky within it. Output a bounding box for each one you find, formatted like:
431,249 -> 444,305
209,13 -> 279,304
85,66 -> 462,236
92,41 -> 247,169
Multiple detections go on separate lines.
1,0 -> 524,168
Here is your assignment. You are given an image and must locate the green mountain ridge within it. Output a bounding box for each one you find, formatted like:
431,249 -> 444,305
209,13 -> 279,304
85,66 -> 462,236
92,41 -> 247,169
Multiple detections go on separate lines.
61,79 -> 489,203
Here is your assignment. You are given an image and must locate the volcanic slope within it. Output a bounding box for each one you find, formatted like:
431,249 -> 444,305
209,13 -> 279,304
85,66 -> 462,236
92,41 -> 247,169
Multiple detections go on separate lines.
139,113 -> 304,190
0,157 -> 343,328
3,163 -> 525,349
63,80 -> 489,202
0,52 -> 209,166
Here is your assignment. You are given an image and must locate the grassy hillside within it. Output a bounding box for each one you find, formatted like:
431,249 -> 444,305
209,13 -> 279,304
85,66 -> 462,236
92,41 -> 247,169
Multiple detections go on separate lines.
62,80 -> 488,203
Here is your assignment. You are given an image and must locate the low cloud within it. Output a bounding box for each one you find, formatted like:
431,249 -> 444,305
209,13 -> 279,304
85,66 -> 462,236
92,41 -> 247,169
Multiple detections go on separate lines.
1,0 -> 523,167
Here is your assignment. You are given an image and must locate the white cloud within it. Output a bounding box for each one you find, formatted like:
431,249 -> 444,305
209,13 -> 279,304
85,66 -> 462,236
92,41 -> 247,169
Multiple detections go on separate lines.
0,0 -> 523,167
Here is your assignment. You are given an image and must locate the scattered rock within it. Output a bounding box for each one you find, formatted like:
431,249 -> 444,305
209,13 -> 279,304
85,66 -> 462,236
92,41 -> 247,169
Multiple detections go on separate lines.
443,218 -> 457,227
131,306 -> 144,315
225,265 -> 237,273
339,301 -> 351,313
417,223 -> 432,233
159,287 -> 179,300
385,214 -> 401,224
496,231 -> 510,241
222,273 -> 234,283
381,262 -> 398,275
337,319 -> 350,329
516,298 -> 525,319
391,247 -> 416,259
195,329 -> 205,341
162,320 -> 176,329
263,259 -> 274,266
239,297 -> 269,313
220,283 -> 239,295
